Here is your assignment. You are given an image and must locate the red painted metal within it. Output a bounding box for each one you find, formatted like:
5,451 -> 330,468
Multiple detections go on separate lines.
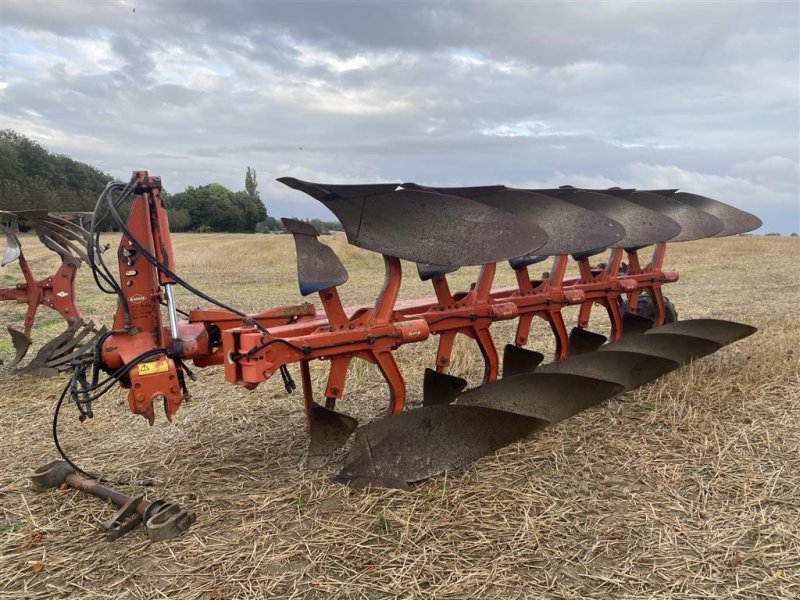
0,243 -> 82,336
99,173 -> 683,425
102,172 -> 185,424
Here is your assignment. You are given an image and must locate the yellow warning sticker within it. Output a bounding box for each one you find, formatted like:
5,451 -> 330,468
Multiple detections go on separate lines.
137,359 -> 170,376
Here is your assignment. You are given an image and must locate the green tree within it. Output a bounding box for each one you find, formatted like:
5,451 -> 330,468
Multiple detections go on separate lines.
0,130 -> 111,213
245,167 -> 259,202
256,216 -> 284,232
232,191 -> 266,232
167,208 -> 192,232
170,183 -> 241,232
169,182 -> 271,232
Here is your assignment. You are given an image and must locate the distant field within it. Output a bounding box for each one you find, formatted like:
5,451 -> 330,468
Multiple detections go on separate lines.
1,234 -> 798,599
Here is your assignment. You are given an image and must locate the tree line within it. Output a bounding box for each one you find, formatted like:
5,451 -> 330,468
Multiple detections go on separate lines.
0,130 -> 340,234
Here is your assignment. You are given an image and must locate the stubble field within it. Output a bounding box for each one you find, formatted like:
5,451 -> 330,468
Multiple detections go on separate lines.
0,233 -> 798,599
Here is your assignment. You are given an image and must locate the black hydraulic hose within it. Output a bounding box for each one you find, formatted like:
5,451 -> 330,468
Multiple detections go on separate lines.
104,181 -> 270,333
104,177 -> 296,390
53,348 -> 170,487
88,181 -> 136,326
53,384 -> 154,487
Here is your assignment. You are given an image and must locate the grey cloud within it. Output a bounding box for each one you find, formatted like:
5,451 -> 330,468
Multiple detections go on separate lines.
3,0 -> 798,233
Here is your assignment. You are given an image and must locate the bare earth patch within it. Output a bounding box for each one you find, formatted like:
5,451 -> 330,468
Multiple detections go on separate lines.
0,235 -> 798,599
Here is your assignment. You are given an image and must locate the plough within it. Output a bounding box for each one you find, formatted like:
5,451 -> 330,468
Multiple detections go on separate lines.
0,210 -> 104,375
22,171 -> 760,538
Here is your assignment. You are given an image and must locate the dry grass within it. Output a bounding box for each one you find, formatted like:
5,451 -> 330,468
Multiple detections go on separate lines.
0,234 -> 798,599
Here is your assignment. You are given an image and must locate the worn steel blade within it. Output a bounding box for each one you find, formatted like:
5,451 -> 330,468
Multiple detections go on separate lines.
416,263 -> 459,281
7,327 -> 32,368
537,350 -> 680,390
306,403 -> 359,468
334,404 -> 546,489
621,313 -> 655,335
457,372 -> 625,424
6,209 -> 49,220
282,218 -> 349,296
31,221 -> 90,265
2,227 -> 21,267
39,214 -> 93,239
599,332 -> 722,364
422,368 -> 468,406
624,191 -> 725,242
568,327 -> 608,356
40,326 -> 107,371
665,192 -> 761,237
15,320 -> 96,377
537,189 -> 682,248
502,344 -> 545,378
278,178 -> 549,266
404,185 -> 625,256
646,319 -> 757,346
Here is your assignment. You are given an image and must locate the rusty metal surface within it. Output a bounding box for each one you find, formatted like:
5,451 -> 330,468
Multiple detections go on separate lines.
457,372 -> 625,423
568,327 -> 608,356
625,191 -> 725,242
31,461 -> 196,542
646,319 -> 758,345
283,218 -> 349,296
335,405 -> 546,489
4,209 -> 50,220
537,350 -> 680,390
279,177 -> 549,266
599,332 -> 723,363
416,263 -> 459,281
403,184 -> 506,197
15,323 -> 82,377
15,320 -> 104,376
502,344 -> 545,378
145,501 -> 197,542
537,190 -> 682,248
105,495 -> 145,541
659,192 -> 762,237
306,402 -> 359,468
7,327 -> 32,368
422,368 -> 468,406
32,221 -> 89,266
31,460 -> 75,490
405,185 -> 625,256
621,313 -> 657,335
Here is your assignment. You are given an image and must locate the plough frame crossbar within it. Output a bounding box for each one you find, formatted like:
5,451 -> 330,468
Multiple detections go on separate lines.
225,244 -> 677,407
91,172 -> 755,433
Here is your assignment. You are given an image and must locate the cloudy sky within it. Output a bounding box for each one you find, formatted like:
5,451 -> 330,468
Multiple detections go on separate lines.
2,0 -> 798,233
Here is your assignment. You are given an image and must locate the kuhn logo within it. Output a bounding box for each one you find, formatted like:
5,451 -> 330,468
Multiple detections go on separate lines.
128,294 -> 147,304
55,291 -> 70,298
